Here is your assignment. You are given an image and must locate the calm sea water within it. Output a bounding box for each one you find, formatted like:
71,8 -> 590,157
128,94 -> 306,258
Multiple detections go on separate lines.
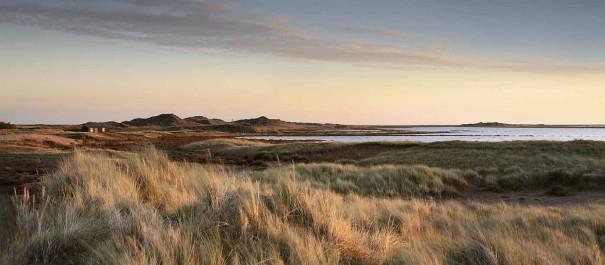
242,127 -> 605,143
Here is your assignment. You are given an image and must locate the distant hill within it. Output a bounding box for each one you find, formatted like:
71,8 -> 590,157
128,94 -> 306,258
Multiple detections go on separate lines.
234,116 -> 284,126
124,114 -> 196,127
79,113 -> 342,132
233,116 -> 333,132
184,116 -> 227,125
81,121 -> 129,128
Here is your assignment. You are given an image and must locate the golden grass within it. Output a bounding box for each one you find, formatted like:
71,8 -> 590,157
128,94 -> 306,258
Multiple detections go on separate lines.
182,138 -> 269,151
0,133 -> 78,149
2,148 -> 604,264
257,163 -> 475,198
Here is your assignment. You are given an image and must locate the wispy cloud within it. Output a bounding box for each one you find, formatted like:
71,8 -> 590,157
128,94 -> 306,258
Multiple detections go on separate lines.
340,26 -> 409,40
1,0 -> 602,74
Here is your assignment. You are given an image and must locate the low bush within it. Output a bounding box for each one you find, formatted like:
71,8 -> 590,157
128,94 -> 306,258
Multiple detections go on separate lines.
0,122 -> 16,129
548,185 -> 571,197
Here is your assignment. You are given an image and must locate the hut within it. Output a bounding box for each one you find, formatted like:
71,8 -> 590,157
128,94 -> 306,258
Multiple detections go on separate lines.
81,123 -> 106,133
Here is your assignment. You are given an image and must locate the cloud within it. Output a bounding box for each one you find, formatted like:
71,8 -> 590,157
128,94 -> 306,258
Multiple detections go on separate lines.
0,0 -> 602,74
340,26 -> 409,40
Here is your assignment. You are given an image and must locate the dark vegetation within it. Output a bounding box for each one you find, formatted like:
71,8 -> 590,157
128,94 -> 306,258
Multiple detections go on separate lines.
0,122 -> 16,129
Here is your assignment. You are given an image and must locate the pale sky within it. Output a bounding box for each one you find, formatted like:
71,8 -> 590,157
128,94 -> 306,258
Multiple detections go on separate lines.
1,0 -> 604,125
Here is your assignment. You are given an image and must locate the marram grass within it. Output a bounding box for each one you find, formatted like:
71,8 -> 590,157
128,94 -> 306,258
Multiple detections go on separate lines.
1,147 -> 604,264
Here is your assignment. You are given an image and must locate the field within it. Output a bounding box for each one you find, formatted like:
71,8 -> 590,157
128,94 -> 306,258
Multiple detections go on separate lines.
1,125 -> 605,264
5,0 -> 604,264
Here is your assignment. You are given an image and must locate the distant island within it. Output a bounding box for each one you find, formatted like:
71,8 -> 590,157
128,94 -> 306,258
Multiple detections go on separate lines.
460,122 -> 605,128
460,122 -> 528,127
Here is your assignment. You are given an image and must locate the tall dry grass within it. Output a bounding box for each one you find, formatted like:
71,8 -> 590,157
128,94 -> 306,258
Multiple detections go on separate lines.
1,147 -> 604,264
257,163 -> 475,198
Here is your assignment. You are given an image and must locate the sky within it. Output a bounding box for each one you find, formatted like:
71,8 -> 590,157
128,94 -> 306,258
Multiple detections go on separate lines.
1,0 -> 604,125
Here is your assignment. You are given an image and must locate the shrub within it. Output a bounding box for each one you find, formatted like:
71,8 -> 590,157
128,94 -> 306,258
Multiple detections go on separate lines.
0,122 -> 15,129
548,185 -> 570,197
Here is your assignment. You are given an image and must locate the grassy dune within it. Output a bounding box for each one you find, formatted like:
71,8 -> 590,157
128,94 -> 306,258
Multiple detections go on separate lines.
2,148 -> 605,264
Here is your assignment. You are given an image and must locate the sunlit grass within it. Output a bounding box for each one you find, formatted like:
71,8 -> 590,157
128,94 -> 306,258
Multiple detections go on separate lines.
2,148 -> 604,264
